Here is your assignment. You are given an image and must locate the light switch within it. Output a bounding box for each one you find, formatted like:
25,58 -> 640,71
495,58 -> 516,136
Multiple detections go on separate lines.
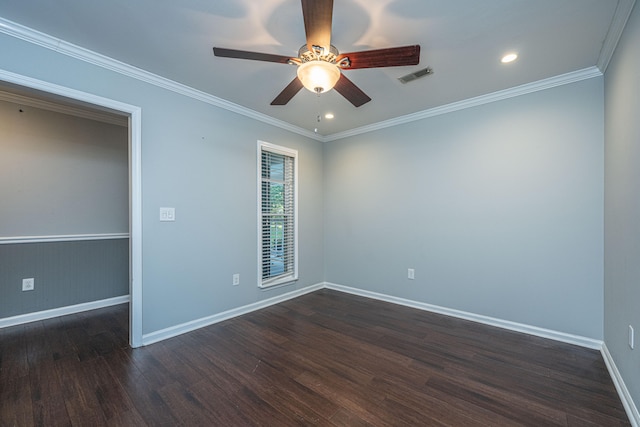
160,207 -> 175,222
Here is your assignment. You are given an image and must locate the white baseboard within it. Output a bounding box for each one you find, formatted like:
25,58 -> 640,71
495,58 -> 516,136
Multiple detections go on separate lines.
327,283 -> 638,425
143,281 -> 604,350
4,281 -> 633,424
141,283 -> 324,346
0,295 -> 130,328
601,344 -> 640,427
3,282 -> 603,352
324,282 -> 603,350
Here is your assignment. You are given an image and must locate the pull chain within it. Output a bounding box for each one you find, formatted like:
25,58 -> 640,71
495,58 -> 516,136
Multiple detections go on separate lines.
314,88 -> 321,133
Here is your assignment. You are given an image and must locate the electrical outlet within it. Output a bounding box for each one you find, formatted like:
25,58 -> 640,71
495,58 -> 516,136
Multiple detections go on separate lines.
408,268 -> 415,280
22,278 -> 35,291
630,325 -> 635,350
159,207 -> 175,222
233,273 -> 240,286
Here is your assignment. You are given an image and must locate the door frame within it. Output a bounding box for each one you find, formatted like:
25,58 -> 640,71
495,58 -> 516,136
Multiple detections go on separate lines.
0,68 -> 143,347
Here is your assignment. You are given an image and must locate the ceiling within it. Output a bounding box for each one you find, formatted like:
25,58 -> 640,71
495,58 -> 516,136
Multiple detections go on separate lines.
0,0 -> 633,137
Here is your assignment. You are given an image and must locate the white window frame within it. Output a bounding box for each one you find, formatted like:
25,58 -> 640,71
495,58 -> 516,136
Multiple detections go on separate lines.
257,140 -> 298,288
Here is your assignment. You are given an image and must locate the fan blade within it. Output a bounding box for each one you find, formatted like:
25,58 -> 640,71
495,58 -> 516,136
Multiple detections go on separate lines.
301,0 -> 333,53
334,74 -> 371,107
271,78 -> 304,105
213,47 -> 293,64
337,45 -> 421,69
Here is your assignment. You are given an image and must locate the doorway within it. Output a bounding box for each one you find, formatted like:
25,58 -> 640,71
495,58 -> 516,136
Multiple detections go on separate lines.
0,69 -> 143,347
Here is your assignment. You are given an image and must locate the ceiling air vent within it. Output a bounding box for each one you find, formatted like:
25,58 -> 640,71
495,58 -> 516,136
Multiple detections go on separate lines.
398,67 -> 434,84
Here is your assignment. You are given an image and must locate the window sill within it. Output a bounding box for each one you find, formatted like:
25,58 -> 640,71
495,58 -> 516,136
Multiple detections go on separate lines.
259,275 -> 298,289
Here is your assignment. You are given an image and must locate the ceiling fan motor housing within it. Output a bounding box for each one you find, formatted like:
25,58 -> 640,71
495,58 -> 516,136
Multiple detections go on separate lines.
299,44 -> 339,63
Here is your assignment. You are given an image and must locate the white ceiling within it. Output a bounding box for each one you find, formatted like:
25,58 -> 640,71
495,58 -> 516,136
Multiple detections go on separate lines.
0,0 -> 633,137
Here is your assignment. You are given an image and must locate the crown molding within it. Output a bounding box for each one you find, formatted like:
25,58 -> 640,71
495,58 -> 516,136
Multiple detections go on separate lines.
0,90 -> 128,126
597,0 -> 636,73
0,17 -> 322,141
323,66 -> 603,142
1,6 -> 629,144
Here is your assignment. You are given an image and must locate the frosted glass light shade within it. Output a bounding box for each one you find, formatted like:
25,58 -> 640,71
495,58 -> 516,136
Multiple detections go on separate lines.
297,60 -> 341,93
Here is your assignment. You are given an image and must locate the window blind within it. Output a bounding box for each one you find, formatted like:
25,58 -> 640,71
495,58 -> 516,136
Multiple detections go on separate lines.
259,145 -> 297,286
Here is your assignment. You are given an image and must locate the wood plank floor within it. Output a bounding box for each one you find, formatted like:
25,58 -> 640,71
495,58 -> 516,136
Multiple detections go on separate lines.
0,289 -> 630,426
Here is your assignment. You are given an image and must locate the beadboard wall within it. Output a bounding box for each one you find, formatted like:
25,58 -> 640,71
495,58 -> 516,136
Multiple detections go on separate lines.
0,238 -> 129,318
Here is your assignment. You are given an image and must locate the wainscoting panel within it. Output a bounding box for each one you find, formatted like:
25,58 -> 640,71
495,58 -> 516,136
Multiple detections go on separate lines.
0,238 -> 128,318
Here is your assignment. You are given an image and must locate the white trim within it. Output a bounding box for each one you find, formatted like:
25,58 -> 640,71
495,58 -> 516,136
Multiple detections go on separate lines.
0,69 -> 143,125
0,90 -> 127,126
0,16 -> 624,143
324,67 -> 603,142
1,282 -> 633,425
0,68 -> 144,348
129,108 -> 143,348
597,0 -> 637,73
0,233 -> 129,244
257,140 -> 299,289
141,281 -> 607,349
142,283 -> 324,346
324,282 -> 604,349
0,17 -> 320,142
0,295 -> 129,329
601,344 -> 640,426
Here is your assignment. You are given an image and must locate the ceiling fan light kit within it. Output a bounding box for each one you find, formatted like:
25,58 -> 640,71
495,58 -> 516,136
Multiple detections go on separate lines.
294,44 -> 343,93
213,0 -> 421,108
297,60 -> 341,93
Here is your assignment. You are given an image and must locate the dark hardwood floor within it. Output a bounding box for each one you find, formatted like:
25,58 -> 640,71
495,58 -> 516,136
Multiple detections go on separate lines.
0,289 -> 630,426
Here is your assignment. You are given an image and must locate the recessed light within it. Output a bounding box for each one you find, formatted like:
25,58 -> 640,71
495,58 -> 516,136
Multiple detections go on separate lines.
501,53 -> 518,63
325,113 -> 334,119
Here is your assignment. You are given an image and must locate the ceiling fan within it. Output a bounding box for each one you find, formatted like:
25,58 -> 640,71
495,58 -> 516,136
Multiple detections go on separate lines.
213,0 -> 421,108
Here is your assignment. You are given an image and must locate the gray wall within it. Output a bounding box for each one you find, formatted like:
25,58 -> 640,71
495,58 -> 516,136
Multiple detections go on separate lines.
324,78 -> 605,339
0,239 -> 129,317
0,31 -> 325,334
2,9 -> 637,417
604,2 -> 640,411
0,100 -> 129,318
0,99 -> 128,237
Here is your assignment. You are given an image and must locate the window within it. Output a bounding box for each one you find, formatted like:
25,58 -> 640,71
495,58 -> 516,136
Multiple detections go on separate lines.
258,141 -> 298,288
